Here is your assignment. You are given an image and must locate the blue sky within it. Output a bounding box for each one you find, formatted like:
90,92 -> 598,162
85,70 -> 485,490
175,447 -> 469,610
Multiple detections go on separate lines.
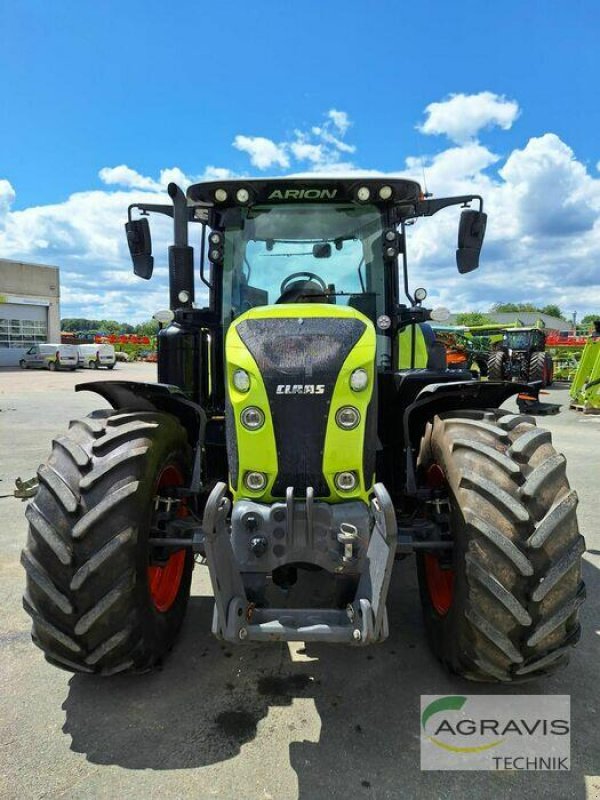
1,0 -> 599,320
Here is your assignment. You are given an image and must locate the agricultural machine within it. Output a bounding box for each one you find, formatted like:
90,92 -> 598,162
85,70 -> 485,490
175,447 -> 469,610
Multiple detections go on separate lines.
22,177 -> 585,682
488,326 -> 554,387
570,325 -> 600,412
430,326 -> 490,375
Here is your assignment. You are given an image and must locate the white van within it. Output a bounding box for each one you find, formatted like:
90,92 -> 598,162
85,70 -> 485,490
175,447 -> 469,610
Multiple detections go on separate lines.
20,344 -> 79,371
77,343 -> 116,369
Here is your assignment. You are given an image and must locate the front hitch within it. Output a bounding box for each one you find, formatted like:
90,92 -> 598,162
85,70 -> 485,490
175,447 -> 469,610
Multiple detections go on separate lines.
201,482 -> 397,645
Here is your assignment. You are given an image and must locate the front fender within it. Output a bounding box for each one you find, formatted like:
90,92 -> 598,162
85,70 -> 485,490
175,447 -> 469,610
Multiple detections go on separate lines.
402,379 -> 535,493
75,380 -> 206,446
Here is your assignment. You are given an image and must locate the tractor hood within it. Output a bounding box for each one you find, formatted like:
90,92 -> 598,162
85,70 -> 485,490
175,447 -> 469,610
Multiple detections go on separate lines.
225,304 -> 377,502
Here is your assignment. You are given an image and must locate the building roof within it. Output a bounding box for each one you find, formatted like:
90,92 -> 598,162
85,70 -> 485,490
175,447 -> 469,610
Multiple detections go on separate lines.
447,311 -> 571,331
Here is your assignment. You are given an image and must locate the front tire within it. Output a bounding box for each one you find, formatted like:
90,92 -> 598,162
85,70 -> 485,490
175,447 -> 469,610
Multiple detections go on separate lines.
22,409 -> 194,674
487,351 -> 506,381
529,351 -> 549,386
416,409 -> 585,681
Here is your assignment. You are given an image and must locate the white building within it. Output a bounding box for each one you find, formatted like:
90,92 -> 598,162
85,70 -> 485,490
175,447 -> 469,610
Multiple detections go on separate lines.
0,259 -> 61,367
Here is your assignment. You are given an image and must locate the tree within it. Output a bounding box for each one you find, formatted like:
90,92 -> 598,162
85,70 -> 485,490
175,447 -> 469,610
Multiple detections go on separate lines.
540,305 -> 565,320
134,320 -> 159,336
490,302 -> 537,313
455,312 -> 492,326
581,314 -> 600,326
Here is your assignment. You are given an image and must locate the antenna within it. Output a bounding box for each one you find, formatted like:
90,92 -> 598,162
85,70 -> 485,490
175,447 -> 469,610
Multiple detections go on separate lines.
420,157 -> 432,198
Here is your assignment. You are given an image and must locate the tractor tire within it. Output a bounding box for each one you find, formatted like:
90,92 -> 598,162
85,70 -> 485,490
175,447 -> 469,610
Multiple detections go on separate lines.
416,409 -> 585,682
487,351 -> 506,381
528,351 -> 548,386
22,409 -> 194,675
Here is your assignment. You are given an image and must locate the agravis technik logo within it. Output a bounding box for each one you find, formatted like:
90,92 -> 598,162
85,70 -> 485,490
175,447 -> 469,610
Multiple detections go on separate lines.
420,695 -> 570,771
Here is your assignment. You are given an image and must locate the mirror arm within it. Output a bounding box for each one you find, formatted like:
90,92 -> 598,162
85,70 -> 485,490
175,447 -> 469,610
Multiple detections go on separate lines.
413,194 -> 484,217
127,203 -> 174,222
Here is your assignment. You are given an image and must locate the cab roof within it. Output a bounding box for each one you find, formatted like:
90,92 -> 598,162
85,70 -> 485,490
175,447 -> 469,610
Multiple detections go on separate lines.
187,176 -> 423,208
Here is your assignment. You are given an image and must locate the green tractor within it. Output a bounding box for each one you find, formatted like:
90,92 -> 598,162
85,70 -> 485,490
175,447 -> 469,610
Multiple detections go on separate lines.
488,326 -> 554,387
22,178 -> 585,682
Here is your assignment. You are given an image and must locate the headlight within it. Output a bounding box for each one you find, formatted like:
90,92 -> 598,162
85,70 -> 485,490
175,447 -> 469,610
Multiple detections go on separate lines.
350,368 -> 368,392
233,369 -> 250,392
379,185 -> 393,200
236,188 -> 250,204
335,406 -> 360,429
244,471 -> 267,491
241,406 -> 265,430
356,186 -> 370,202
335,471 -> 358,491
214,188 -> 228,202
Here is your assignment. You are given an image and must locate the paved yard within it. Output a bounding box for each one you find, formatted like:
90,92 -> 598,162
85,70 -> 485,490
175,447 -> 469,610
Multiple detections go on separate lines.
0,365 -> 598,799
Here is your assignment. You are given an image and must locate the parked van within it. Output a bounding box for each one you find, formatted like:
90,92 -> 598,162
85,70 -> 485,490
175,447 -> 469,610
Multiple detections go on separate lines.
20,344 -> 79,371
77,343 -> 116,369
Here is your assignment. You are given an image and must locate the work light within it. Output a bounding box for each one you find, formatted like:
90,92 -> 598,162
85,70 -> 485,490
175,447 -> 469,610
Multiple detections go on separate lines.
236,188 -> 250,204
241,406 -> 265,430
335,471 -> 358,491
233,369 -> 250,392
356,186 -> 370,202
350,368 -> 368,391
214,189 -> 228,202
336,406 -> 360,429
379,185 -> 393,200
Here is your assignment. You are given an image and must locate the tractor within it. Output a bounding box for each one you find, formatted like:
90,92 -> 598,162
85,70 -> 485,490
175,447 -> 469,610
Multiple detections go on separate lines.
488,326 -> 554,387
22,177 -> 585,682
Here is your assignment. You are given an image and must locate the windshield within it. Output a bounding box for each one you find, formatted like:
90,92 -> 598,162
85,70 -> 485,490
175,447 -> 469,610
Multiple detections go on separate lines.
221,203 -> 387,325
506,331 -> 533,349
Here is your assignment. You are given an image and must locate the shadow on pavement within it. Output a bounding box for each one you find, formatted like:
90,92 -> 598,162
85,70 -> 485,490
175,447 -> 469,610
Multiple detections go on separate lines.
62,557 -> 598,798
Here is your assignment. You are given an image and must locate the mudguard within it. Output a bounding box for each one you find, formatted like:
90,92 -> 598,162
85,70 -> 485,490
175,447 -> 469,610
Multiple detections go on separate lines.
76,380 -> 206,446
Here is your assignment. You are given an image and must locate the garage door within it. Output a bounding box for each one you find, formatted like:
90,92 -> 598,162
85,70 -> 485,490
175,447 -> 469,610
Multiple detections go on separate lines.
0,303 -> 48,367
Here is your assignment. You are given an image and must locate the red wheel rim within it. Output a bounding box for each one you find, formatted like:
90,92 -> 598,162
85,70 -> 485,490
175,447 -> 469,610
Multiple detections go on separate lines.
424,464 -> 455,616
424,553 -> 455,615
147,464 -> 187,613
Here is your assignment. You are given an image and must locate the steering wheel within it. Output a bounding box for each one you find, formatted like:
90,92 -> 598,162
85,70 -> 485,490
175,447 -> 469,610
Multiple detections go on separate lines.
279,271 -> 327,296
277,271 -> 329,304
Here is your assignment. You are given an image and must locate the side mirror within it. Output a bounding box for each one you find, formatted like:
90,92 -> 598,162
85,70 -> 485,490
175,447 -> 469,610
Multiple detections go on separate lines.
125,218 -> 154,279
313,243 -> 332,259
456,209 -> 487,273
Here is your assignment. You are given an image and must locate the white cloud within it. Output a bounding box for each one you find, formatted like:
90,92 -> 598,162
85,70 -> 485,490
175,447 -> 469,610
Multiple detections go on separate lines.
1,98 -> 600,322
99,165 -> 159,190
0,179 -> 16,223
290,141 -> 324,164
418,91 -> 520,144
232,135 -> 289,170
327,109 -> 351,135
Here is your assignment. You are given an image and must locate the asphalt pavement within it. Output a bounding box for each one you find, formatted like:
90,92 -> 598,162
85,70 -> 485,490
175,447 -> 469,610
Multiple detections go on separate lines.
0,364 -> 598,799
